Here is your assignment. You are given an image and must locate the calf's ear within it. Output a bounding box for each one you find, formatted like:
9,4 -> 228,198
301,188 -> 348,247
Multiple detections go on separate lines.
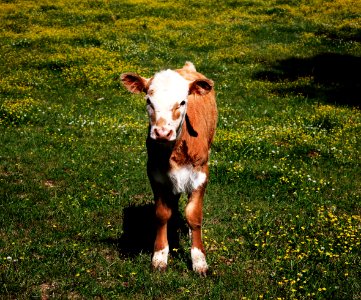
189,79 -> 214,96
120,73 -> 148,94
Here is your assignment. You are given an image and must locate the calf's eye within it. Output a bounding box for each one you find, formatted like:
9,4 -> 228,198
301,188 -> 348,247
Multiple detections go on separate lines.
180,100 -> 186,106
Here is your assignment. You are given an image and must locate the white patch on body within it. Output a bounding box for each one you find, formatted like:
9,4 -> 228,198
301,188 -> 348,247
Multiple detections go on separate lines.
152,245 -> 169,270
191,247 -> 208,274
147,70 -> 189,141
169,166 -> 206,194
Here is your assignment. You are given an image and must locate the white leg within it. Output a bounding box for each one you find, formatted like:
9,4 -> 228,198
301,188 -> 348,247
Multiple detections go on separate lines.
191,247 -> 208,275
152,245 -> 169,270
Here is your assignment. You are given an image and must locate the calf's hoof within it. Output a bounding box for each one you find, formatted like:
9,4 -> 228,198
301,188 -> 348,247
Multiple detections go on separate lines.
191,247 -> 208,276
152,246 -> 169,271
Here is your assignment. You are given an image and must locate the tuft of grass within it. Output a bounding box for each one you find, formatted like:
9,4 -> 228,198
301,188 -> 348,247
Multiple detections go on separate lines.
1,0 -> 360,299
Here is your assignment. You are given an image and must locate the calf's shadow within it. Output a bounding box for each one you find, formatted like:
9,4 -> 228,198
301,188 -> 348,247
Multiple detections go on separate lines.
104,204 -> 188,257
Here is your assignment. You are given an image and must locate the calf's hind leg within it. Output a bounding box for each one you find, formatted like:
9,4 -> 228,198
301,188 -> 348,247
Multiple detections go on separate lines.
185,188 -> 208,276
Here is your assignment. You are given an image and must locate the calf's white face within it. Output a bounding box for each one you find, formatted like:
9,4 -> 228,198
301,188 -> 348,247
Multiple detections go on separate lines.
146,70 -> 189,141
121,64 -> 214,142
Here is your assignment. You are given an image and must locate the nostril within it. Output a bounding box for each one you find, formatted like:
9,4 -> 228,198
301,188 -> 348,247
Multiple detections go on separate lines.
166,130 -> 173,137
154,129 -> 160,137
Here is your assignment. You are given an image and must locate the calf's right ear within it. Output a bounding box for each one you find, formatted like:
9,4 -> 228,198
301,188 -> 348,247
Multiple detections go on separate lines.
120,73 -> 148,94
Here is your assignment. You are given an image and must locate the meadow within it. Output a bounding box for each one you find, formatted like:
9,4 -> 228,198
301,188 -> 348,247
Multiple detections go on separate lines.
0,0 -> 360,299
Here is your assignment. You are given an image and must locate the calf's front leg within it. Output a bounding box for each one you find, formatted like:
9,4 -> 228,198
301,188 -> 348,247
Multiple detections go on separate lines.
152,197 -> 172,271
185,187 -> 208,276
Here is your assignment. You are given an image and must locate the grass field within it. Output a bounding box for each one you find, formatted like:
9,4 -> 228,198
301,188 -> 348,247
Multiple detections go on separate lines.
1,0 -> 360,299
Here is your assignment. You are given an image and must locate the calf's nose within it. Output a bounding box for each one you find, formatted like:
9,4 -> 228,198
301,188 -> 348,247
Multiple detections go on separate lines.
154,127 -> 173,140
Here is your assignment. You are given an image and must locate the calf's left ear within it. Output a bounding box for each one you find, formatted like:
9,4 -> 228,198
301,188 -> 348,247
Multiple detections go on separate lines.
189,79 -> 214,96
121,73 -> 148,94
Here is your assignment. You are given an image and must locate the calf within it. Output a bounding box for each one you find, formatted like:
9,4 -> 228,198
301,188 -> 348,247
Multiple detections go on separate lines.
121,62 -> 217,275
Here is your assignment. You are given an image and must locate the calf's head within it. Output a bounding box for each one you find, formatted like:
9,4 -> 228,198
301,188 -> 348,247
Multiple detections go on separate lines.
121,63 -> 213,142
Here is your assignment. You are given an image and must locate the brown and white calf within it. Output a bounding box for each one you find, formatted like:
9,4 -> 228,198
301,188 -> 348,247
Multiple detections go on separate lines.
121,62 -> 217,275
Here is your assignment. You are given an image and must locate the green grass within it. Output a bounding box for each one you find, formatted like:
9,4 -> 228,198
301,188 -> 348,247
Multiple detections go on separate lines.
1,0 -> 360,299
